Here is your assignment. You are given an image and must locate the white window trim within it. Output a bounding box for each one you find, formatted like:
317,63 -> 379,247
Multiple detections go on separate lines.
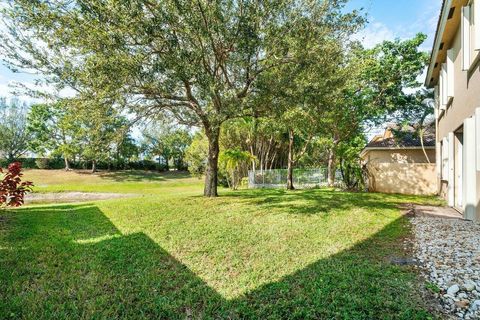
447,49 -> 455,98
462,5 -> 472,70
441,63 -> 448,109
474,0 -> 480,50
442,137 -> 449,180
436,141 -> 442,177
476,108 -> 480,170
448,132 -> 455,207
463,117 -> 477,219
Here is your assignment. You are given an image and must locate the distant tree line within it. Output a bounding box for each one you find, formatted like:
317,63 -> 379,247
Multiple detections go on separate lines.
0,98 -> 193,173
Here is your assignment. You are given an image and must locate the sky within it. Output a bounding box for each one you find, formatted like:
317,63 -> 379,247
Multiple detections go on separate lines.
347,0 -> 441,49
0,0 -> 443,104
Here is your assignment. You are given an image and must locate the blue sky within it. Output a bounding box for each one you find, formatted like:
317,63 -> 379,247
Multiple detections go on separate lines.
347,0 -> 441,49
0,0 -> 442,102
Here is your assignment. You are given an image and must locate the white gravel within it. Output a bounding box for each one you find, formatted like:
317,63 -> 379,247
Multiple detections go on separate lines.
410,213 -> 480,319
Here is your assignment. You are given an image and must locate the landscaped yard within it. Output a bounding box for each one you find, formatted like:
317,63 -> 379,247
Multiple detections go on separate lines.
1,170 -> 443,319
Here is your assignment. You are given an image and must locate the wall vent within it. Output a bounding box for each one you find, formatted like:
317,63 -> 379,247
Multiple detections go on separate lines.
448,7 -> 455,19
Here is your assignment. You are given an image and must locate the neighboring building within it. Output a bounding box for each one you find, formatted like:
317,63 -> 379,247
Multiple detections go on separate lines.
426,0 -> 480,220
360,125 -> 436,195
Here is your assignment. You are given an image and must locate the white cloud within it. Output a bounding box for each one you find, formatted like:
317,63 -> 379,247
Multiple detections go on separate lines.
353,21 -> 395,48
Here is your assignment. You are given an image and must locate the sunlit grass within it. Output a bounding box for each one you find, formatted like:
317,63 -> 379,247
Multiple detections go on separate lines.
24,169 -> 204,194
1,170 -> 443,319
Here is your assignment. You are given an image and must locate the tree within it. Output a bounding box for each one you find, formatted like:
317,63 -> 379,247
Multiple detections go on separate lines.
185,132 -> 209,177
221,117 -> 288,172
73,101 -> 129,173
258,33 -> 350,189
392,88 -> 435,163
219,149 -> 255,190
321,34 -> 430,186
142,123 -> 192,171
1,0 -> 363,196
0,98 -> 30,162
26,101 -> 81,170
113,135 -> 139,169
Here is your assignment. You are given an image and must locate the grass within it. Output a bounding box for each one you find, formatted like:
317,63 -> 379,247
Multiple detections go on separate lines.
23,169 -> 202,195
1,170 -> 443,319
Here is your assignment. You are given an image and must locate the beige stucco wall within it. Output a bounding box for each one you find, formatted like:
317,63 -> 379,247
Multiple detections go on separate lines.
436,18 -> 480,221
366,162 -> 437,195
438,28 -> 480,139
363,149 -> 436,164
361,149 -> 437,195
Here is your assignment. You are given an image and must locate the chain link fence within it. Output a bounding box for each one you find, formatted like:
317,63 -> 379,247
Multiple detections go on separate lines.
248,168 -> 343,189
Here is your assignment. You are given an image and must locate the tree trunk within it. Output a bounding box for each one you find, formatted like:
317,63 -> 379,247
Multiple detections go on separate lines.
327,135 -> 339,187
250,145 -> 256,172
91,160 -> 97,173
64,156 -> 71,171
327,148 -> 336,187
165,157 -> 169,171
204,126 -> 220,197
327,133 -> 340,187
287,128 -> 295,190
419,128 -> 431,163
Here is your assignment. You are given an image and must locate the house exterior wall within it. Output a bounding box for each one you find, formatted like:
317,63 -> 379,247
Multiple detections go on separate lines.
366,163 -> 437,195
433,0 -> 480,221
437,29 -> 480,139
363,149 -> 435,164
362,149 -> 437,195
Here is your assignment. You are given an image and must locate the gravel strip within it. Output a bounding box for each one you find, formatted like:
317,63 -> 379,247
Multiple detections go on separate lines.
410,213 -> 480,319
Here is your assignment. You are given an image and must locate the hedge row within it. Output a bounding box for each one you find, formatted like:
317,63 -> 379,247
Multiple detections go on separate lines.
0,158 -> 171,171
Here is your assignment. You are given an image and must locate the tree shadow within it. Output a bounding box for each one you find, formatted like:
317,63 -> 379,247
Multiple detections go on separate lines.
1,202 -> 432,319
78,170 -> 191,182
221,188 -> 424,216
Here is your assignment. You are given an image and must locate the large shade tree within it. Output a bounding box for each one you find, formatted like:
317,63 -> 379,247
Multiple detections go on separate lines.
1,0 -> 363,196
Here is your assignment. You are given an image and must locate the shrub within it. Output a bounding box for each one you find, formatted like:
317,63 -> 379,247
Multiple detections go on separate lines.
35,158 -> 50,169
0,162 -> 33,207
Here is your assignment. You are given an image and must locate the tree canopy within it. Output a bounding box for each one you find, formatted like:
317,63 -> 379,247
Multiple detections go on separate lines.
1,0 -> 364,196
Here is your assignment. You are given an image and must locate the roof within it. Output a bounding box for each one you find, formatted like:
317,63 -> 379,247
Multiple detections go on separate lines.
425,0 -> 447,87
364,124 -> 436,150
425,0 -> 466,87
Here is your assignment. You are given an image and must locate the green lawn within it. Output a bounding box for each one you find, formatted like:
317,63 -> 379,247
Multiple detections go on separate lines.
1,170 -> 442,319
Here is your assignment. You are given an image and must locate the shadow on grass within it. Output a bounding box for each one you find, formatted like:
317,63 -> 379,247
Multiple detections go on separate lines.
222,188 -> 411,216
1,201 -> 431,319
82,170 -> 191,182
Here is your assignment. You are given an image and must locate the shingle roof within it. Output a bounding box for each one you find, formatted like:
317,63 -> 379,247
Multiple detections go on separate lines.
365,124 -> 436,149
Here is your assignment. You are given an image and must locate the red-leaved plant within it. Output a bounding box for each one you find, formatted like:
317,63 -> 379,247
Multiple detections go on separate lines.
0,162 -> 33,207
